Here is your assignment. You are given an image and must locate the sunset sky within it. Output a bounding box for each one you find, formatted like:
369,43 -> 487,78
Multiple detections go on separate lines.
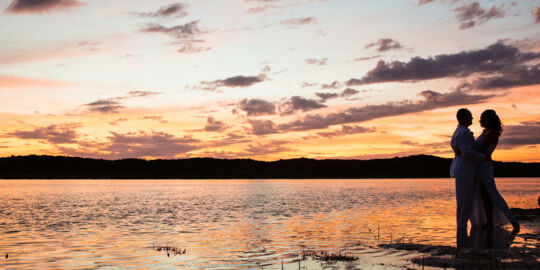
0,0 -> 539,161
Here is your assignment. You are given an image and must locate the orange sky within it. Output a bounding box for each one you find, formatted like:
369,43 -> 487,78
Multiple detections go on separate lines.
0,0 -> 539,161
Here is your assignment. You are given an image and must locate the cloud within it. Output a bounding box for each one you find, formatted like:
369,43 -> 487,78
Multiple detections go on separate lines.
109,118 -> 128,126
347,41 -> 540,86
317,125 -> 376,138
7,123 -> 81,144
365,38 -> 403,52
205,133 -> 250,148
198,67 -> 269,91
140,21 -> 210,54
101,131 -> 200,159
245,140 -> 291,156
0,39 -> 104,65
341,88 -> 359,97
278,96 -> 326,116
134,2 -> 188,18
247,4 -> 279,14
321,81 -> 341,89
533,6 -> 540,23
301,82 -> 318,88
82,91 -> 162,114
453,2 -> 505,29
354,55 -> 380,61
0,74 -> 67,88
305,58 -> 327,65
315,92 -> 339,102
280,17 -> 316,26
141,21 -> 201,38
204,117 -> 228,132
238,98 -> 276,116
499,121 -> 540,148
84,100 -> 124,114
458,64 -> 540,90
315,88 -> 359,102
278,90 -> 492,132
4,0 -> 82,14
418,0 -> 435,5
127,90 -> 161,98
143,116 -> 168,124
247,119 -> 278,135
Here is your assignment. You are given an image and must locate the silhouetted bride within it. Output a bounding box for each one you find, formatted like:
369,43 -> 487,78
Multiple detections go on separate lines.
470,110 -> 520,233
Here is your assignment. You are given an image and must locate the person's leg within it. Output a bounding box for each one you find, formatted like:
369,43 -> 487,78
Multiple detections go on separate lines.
480,183 -> 493,228
455,171 -> 476,229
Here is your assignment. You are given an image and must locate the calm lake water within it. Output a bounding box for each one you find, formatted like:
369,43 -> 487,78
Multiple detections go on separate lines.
0,178 -> 538,269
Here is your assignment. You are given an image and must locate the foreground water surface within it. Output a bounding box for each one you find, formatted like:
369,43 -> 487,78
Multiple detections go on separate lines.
0,178 -> 538,269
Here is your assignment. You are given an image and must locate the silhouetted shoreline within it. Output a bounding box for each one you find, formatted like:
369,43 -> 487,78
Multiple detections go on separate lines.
1,154 -> 539,179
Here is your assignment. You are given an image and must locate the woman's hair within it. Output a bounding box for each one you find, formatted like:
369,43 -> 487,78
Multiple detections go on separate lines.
481,109 -> 503,135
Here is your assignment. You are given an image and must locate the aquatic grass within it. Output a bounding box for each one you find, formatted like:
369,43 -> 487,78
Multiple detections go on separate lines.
301,250 -> 357,262
152,243 -> 187,257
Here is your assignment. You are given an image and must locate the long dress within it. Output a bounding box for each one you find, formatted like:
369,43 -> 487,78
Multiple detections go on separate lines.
470,133 -> 517,227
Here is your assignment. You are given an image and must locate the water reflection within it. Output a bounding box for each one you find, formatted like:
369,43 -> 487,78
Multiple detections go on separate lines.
0,179 -> 538,269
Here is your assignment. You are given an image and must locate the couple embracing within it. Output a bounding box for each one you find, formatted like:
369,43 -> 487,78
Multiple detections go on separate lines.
450,108 -> 519,234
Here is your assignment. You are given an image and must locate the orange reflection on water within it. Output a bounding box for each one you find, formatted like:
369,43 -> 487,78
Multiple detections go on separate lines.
0,179 -> 538,269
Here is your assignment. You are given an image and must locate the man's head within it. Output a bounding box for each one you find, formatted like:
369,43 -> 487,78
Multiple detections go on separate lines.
456,108 -> 473,127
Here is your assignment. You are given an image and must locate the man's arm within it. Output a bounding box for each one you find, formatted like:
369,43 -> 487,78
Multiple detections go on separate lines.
459,131 -> 485,162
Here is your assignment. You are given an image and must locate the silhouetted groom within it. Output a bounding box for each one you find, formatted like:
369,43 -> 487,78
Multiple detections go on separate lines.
450,108 -> 486,229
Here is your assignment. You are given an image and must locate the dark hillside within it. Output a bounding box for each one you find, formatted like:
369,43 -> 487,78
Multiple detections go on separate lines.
0,155 -> 538,179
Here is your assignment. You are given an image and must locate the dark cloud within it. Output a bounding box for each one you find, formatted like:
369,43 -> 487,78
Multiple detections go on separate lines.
7,123 -> 80,144
85,100 -> 124,114
321,81 -> 341,89
198,67 -> 269,91
223,75 -> 264,87
140,21 -> 210,54
354,55 -> 380,61
82,91 -> 162,114
315,92 -> 339,102
4,0 -> 81,14
454,2 -> 505,29
238,98 -> 276,116
499,121 -> 540,148
280,17 -> 316,25
347,42 -> 540,86
315,88 -> 359,102
248,119 -> 278,135
204,117 -> 228,132
317,125 -> 376,138
278,90 -> 492,132
459,64 -> 540,91
533,6 -> 540,23
341,88 -> 359,97
305,58 -> 327,65
278,96 -> 326,116
365,38 -> 403,52
141,21 -> 201,38
135,3 -> 188,18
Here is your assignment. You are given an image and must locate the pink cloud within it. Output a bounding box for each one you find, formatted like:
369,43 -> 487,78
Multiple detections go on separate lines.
0,74 -> 67,88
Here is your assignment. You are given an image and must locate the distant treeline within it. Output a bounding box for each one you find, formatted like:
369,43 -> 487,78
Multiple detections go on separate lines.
0,155 -> 539,179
